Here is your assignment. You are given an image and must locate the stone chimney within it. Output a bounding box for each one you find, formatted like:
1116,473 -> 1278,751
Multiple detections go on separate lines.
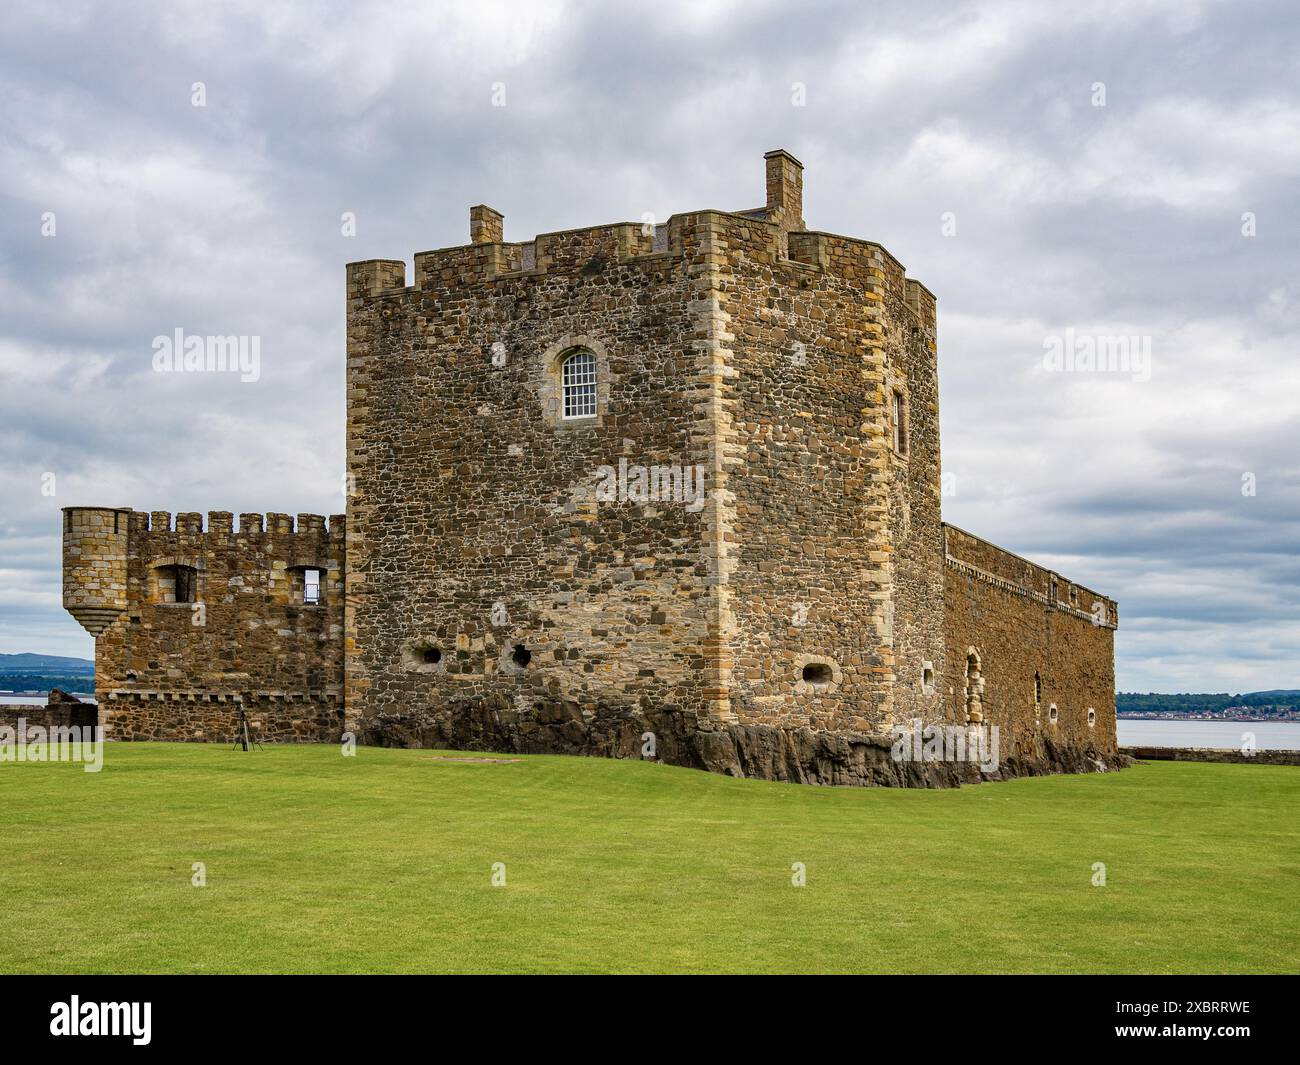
763,149 -> 804,232
469,205 -> 504,244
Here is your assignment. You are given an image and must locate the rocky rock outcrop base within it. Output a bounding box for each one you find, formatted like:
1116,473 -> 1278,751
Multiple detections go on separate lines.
361,699 -> 1130,788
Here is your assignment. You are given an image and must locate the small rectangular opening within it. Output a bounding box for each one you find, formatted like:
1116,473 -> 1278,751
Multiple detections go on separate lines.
892,391 -> 908,456
155,564 -> 198,604
303,568 -> 322,605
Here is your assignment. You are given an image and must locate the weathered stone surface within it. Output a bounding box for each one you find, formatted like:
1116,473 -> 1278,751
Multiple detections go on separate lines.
62,151 -> 1122,787
0,688 -> 98,734
356,696 -> 1127,788
943,524 -> 1119,768
61,508 -> 344,741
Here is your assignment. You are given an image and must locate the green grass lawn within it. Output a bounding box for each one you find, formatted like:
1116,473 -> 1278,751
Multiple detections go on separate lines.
1,743 -> 1296,973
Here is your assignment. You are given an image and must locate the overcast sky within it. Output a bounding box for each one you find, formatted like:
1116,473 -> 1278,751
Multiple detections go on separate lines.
1,0 -> 1297,692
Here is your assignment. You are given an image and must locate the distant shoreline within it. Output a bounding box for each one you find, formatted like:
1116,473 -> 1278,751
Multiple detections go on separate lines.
1118,713 -> 1300,723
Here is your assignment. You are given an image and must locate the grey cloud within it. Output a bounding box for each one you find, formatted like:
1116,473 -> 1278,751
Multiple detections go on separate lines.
0,0 -> 1296,690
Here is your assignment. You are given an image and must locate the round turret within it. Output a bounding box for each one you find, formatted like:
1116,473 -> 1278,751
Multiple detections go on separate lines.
62,507 -> 131,636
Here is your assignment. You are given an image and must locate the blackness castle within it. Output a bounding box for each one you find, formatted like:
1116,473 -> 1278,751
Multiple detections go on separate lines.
62,151 -> 1119,785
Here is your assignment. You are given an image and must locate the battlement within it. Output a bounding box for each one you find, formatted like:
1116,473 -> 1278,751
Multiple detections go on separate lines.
63,506 -> 346,640
120,509 -> 344,539
63,502 -> 348,742
943,523 -> 1118,628
344,150 -> 937,330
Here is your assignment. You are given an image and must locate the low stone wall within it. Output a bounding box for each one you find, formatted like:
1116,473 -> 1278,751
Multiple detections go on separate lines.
0,690 -> 98,734
1122,746 -> 1300,767
100,691 -> 343,743
361,697 -> 1130,787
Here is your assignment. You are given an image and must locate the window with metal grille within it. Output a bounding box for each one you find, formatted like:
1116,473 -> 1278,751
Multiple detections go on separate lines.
561,350 -> 597,419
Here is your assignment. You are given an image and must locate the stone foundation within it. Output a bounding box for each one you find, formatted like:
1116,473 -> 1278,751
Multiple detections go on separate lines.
360,698 -> 1129,787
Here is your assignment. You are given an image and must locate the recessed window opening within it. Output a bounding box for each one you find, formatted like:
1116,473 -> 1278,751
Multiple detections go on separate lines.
561,350 -> 597,419
1087,707 -> 1096,727
157,564 -> 198,604
1049,703 -> 1059,724
511,644 -> 532,668
422,647 -> 442,665
802,662 -> 833,686
303,568 -> 322,604
964,648 -> 983,723
892,390 -> 907,455
1034,671 -> 1042,709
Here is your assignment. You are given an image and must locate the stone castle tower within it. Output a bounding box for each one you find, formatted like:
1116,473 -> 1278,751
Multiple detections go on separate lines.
64,151 -> 1119,784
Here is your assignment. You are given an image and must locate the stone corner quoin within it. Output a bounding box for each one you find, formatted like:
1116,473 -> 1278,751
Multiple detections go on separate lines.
60,150 -> 1120,787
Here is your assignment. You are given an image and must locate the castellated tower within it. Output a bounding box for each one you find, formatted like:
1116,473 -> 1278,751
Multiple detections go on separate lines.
343,149 -> 958,779
63,149 -> 1118,785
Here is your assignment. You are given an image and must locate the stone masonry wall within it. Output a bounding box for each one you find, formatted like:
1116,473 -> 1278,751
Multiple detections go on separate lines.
942,523 -> 1118,766
66,508 -> 344,742
61,152 -> 1121,788
342,156 -> 949,757
344,214 -> 720,753
0,690 -> 98,736
340,152 -> 1120,786
716,221 -> 945,736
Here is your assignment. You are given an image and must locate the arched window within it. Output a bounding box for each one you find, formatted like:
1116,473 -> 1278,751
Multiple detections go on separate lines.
561,350 -> 597,419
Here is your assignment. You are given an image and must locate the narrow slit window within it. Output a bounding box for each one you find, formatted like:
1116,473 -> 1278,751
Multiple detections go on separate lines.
562,350 -> 597,419
892,391 -> 907,455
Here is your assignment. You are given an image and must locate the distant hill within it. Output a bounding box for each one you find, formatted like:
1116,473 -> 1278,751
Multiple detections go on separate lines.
0,653 -> 94,675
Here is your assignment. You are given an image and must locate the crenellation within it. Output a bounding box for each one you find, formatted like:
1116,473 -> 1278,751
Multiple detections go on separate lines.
371,213 -> 945,301
786,230 -> 827,270
412,242 -> 501,288
346,258 -> 407,300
